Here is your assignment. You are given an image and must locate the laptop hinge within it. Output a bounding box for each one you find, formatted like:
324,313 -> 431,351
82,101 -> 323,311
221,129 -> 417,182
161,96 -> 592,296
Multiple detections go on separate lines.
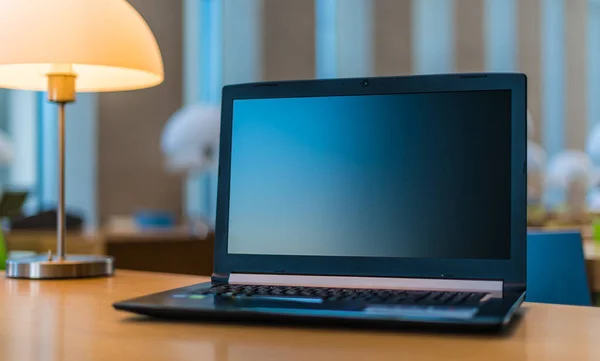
211,273 -> 229,284
229,273 -> 503,294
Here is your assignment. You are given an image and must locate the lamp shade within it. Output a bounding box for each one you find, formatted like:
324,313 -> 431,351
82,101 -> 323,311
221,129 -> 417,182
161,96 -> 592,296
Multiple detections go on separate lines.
0,0 -> 163,92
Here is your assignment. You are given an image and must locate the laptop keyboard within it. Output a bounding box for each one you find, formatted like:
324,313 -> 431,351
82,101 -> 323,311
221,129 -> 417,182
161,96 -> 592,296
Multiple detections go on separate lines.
193,285 -> 487,306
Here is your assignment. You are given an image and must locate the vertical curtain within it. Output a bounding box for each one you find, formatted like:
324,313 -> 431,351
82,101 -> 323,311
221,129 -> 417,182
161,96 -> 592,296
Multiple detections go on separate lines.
315,0 -> 374,79
7,90 -> 38,214
412,0 -> 455,74
183,0 -> 262,223
542,0 -> 566,157
589,0 -> 600,131
37,92 -> 98,228
484,0 -> 517,71
0,90 -> 9,188
183,0 -> 222,224
184,0 -> 597,216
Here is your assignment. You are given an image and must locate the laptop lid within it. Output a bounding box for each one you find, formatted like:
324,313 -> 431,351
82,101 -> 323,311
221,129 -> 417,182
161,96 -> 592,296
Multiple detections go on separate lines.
215,74 -> 526,290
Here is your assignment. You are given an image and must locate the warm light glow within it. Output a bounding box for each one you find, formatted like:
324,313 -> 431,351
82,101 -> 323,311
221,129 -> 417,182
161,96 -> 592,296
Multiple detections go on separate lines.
0,0 -> 164,92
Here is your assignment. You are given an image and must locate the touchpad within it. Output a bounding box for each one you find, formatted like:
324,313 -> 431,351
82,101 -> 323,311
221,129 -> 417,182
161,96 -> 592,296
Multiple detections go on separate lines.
216,295 -> 365,311
365,305 -> 478,319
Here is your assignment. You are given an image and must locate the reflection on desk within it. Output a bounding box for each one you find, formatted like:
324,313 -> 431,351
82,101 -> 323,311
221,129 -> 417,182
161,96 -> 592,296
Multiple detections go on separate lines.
1,270 -> 600,361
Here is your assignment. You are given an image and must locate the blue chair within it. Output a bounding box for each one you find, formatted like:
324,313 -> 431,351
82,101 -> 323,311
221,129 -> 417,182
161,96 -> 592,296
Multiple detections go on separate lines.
527,231 -> 592,306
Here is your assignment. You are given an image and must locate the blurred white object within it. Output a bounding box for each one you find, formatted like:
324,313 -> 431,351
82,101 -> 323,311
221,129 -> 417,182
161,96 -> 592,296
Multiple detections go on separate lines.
527,140 -> 546,171
546,150 -> 593,214
161,104 -> 220,173
161,104 -> 221,234
527,141 -> 546,204
546,150 -> 592,189
527,109 -> 534,140
586,124 -> 600,210
588,168 -> 600,211
589,188 -> 600,212
0,130 -> 13,165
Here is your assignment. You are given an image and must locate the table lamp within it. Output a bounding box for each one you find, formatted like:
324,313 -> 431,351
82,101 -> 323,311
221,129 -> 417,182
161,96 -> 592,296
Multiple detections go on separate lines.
0,0 -> 164,279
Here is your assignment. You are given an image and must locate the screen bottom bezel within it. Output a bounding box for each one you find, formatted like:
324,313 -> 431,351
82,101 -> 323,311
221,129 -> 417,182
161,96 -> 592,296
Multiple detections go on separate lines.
214,74 -> 527,288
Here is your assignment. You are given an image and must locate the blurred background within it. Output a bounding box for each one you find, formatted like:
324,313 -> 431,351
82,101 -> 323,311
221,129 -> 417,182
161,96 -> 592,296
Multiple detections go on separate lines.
1,0 -> 600,290
0,0 -> 594,230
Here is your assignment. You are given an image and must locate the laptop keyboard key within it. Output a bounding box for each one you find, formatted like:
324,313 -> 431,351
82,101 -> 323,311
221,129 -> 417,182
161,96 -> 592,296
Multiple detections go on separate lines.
449,292 -> 470,304
438,292 -> 456,304
464,293 -> 486,305
407,291 -> 430,299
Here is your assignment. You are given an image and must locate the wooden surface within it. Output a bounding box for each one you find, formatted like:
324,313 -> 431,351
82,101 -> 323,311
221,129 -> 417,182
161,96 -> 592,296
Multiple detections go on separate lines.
6,230 -> 214,276
1,271 -> 600,361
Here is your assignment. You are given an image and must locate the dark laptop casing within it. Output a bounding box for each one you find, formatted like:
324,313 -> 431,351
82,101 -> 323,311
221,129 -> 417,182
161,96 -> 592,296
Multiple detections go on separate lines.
114,73 -> 527,331
215,73 -> 526,289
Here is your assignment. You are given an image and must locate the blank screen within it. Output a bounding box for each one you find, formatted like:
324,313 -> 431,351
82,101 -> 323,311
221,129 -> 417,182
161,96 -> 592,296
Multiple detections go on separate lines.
227,90 -> 512,259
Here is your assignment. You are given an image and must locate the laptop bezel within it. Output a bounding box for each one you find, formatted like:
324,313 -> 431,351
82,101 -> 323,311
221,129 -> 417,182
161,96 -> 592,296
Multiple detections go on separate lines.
214,73 -> 526,290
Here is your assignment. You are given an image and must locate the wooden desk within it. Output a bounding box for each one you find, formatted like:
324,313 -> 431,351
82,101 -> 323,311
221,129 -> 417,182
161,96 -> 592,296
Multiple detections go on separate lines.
4,230 -> 214,276
1,271 -> 600,361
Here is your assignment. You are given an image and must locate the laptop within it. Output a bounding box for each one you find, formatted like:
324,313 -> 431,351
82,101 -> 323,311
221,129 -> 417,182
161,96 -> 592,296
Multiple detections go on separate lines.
114,73 -> 527,331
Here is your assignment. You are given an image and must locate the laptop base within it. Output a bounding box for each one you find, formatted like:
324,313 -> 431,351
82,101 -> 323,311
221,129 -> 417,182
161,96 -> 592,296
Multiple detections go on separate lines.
114,282 -> 525,333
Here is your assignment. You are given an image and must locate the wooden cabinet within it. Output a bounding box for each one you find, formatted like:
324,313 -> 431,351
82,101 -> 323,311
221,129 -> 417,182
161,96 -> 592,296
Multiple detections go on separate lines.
105,231 -> 214,276
4,230 -> 215,276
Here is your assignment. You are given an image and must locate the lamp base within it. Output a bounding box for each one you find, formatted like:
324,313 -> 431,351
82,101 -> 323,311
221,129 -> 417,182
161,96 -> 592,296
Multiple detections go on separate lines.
5,255 -> 114,279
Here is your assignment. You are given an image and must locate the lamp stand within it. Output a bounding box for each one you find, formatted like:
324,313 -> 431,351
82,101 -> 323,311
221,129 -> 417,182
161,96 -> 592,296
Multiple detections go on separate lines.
5,72 -> 114,279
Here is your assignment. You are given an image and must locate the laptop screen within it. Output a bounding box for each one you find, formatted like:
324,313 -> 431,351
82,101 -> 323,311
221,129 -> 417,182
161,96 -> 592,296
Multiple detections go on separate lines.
227,90 -> 512,260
